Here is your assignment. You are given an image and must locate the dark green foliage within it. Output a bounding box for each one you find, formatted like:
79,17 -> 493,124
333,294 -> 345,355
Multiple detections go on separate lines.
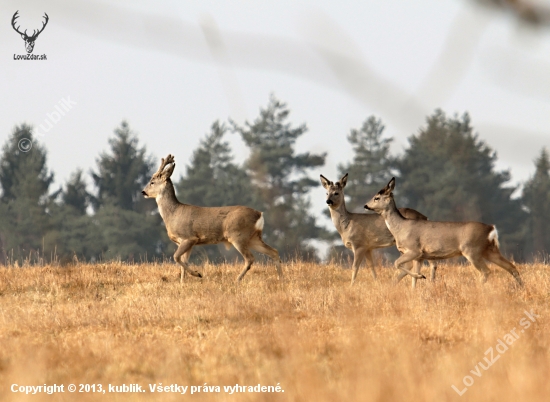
62,169 -> 90,215
0,201 -> 8,264
4,106 -> 545,264
45,207 -> 101,263
91,121 -> 155,212
0,125 -> 55,263
46,171 -> 102,262
176,121 -> 253,208
522,148 -> 550,260
338,116 -> 396,212
232,95 -> 328,260
176,121 -> 254,263
0,124 -> 54,202
93,205 -> 164,262
89,121 -> 168,261
397,110 -> 526,258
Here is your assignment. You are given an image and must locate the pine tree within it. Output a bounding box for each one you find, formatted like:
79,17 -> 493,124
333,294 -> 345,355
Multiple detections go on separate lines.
176,121 -> 253,208
93,205 -> 165,262
0,201 -> 8,264
338,116 -> 395,212
523,148 -> 550,260
232,95 -> 328,260
90,121 -> 166,261
47,169 -> 103,262
397,110 -> 526,258
0,124 -> 53,202
62,169 -> 90,215
0,124 -> 55,263
91,121 -> 154,212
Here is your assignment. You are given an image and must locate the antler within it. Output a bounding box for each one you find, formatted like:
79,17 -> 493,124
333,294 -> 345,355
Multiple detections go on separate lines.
154,154 -> 175,176
29,13 -> 49,39
11,11 -> 49,39
11,11 -> 24,36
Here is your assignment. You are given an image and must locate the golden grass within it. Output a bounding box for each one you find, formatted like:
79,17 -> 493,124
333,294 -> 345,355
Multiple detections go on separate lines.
0,260 -> 549,401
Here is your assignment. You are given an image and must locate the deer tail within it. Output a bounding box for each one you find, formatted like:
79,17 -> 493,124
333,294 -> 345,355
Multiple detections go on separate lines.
488,225 -> 500,250
255,213 -> 265,232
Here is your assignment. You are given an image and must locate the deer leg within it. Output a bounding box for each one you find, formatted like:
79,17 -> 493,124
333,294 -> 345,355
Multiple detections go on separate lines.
394,252 -> 426,281
180,248 -> 195,280
483,250 -> 523,286
429,262 -> 437,282
351,247 -> 367,285
396,260 -> 415,283
463,252 -> 491,283
364,249 -> 377,281
250,236 -> 283,281
396,270 -> 407,283
232,241 -> 255,282
411,260 -> 423,289
174,240 -> 201,283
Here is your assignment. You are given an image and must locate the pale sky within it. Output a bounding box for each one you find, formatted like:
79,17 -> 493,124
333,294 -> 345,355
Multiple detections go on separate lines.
1,0 -> 549,233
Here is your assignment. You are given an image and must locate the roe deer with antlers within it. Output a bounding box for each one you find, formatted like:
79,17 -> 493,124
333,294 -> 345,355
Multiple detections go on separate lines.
321,174 -> 435,286
364,178 -> 523,286
142,154 -> 283,283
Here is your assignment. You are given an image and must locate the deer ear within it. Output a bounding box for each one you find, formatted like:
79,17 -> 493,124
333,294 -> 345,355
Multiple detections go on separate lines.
320,175 -> 332,189
162,163 -> 176,179
385,177 -> 396,194
339,173 -> 348,188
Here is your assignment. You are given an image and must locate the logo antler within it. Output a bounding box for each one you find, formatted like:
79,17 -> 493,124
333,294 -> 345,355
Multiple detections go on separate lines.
11,11 -> 49,54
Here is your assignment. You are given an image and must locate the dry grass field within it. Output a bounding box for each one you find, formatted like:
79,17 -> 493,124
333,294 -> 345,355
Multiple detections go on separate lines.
0,260 -> 549,401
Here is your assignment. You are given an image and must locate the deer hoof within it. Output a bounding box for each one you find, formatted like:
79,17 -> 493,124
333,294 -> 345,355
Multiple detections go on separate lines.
515,278 -> 524,287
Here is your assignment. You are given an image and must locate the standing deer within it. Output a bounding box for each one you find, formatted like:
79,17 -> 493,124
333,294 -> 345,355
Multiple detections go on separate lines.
321,174 -> 435,286
364,177 -> 523,286
142,154 -> 283,283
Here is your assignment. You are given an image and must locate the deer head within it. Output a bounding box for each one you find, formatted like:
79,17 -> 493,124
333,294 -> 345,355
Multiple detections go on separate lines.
12,11 -> 49,54
364,177 -> 395,214
320,173 -> 348,209
142,154 -> 176,199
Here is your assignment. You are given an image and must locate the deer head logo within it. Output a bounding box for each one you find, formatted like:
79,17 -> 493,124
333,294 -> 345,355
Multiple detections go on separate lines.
11,11 -> 49,54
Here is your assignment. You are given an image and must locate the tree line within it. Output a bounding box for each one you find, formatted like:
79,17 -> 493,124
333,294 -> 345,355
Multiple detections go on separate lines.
0,95 -> 549,265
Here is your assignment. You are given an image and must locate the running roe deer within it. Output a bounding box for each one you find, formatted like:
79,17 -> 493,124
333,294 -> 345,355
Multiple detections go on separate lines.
321,174 -> 435,286
364,177 -> 523,286
142,154 -> 283,283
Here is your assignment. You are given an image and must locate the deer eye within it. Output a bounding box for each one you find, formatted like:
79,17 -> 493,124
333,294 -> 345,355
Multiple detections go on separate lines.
334,193 -> 339,196
151,181 -> 155,185
374,196 -> 379,201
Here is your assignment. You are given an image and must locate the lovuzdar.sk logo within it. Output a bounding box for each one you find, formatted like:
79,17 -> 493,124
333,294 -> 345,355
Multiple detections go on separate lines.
11,10 -> 49,60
